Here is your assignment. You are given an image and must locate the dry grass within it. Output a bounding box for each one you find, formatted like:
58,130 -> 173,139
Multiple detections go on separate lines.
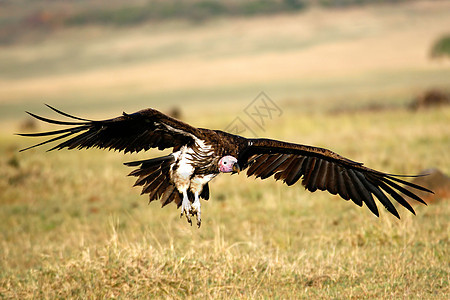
1,104 -> 449,299
0,1 -> 449,298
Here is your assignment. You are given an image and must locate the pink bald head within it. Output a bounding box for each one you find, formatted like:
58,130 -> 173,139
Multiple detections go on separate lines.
218,155 -> 238,173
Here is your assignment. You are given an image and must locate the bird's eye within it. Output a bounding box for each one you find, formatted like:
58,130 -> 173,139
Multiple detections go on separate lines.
223,161 -> 227,164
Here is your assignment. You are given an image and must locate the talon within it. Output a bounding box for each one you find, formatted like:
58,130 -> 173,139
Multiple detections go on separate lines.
180,191 -> 193,225
195,210 -> 201,228
191,192 -> 202,229
186,213 -> 192,223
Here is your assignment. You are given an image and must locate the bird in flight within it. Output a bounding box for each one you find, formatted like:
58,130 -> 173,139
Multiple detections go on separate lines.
18,105 -> 431,227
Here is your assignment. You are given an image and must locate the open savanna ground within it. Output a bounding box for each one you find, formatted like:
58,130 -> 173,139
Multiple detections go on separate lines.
1,0 -> 449,299
1,104 -> 449,299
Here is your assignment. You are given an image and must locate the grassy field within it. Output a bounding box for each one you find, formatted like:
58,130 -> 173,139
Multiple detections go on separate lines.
1,105 -> 449,299
1,1 -> 449,299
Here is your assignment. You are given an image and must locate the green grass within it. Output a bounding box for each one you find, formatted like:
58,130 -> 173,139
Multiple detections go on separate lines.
1,105 -> 449,298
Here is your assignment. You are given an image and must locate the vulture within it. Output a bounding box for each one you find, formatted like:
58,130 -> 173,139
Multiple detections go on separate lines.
18,105 -> 432,227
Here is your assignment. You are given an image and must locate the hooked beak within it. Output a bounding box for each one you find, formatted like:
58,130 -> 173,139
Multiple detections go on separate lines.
232,162 -> 241,174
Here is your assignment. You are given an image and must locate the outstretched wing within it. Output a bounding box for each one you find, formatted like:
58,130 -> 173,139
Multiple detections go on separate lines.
238,138 -> 432,218
18,105 -> 200,153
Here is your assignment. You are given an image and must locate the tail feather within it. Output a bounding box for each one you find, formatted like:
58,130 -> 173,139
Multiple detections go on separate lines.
125,155 -> 181,206
160,185 -> 178,208
125,155 -> 209,207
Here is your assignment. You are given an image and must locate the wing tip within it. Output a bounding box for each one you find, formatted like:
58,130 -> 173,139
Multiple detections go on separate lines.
124,161 -> 142,167
18,144 -> 36,152
390,209 -> 401,219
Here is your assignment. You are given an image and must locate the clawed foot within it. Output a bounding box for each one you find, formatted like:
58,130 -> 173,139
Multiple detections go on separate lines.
180,192 -> 202,228
191,200 -> 201,228
180,201 -> 201,228
180,198 -> 193,226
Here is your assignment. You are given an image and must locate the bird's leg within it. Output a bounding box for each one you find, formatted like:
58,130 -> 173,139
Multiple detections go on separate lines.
180,190 -> 192,225
191,191 -> 201,228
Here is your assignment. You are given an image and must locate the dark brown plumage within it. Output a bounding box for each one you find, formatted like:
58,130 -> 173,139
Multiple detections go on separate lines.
18,105 -> 432,226
237,139 -> 429,218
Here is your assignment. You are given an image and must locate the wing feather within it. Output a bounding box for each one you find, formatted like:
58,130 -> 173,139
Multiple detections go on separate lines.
18,106 -> 200,153
378,176 -> 429,205
325,162 -> 338,195
238,138 -> 431,218
20,132 -> 76,152
315,160 -> 329,191
335,165 -> 350,200
254,155 -> 280,179
304,158 -> 320,192
259,154 -> 291,179
369,177 -> 415,214
342,168 -> 363,207
247,154 -> 270,177
45,104 -> 92,121
349,170 -> 379,216
284,156 -> 306,186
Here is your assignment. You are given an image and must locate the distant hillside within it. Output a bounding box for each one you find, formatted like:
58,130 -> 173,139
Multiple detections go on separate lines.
0,0 -> 412,44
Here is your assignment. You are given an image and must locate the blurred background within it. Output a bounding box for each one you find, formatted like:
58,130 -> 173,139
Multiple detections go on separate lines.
0,0 -> 449,122
0,1 -> 449,298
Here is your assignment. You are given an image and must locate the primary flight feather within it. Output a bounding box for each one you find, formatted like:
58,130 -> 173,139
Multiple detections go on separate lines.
18,105 -> 432,227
